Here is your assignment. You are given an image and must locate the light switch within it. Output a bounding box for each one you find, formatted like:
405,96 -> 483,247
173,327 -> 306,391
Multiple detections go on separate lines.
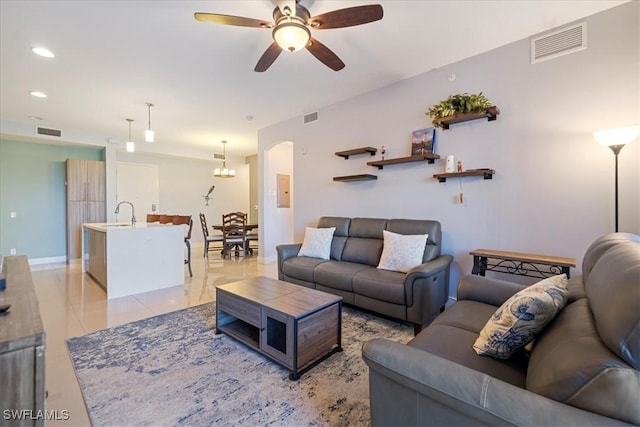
10,211 -> 16,218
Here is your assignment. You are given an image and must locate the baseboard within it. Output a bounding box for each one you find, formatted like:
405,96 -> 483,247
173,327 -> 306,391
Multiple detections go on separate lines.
29,256 -> 67,266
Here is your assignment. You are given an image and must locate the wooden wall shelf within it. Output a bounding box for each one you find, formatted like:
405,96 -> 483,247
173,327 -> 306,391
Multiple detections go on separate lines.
335,147 -> 377,159
333,174 -> 378,182
433,169 -> 496,182
433,106 -> 500,130
367,153 -> 440,169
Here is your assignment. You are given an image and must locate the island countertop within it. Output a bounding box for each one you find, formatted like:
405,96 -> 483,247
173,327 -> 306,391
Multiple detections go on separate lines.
82,222 -> 184,298
82,222 -> 179,232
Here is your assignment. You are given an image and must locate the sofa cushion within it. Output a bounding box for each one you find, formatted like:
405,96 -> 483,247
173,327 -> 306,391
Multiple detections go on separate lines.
340,218 -> 387,266
581,232 -> 640,282
298,227 -> 335,260
584,241 -> 640,369
387,219 -> 441,262
352,267 -> 406,305
431,300 -> 498,334
281,256 -> 328,283
409,322 -> 528,388
377,230 -> 428,273
473,274 -> 569,359
314,260 -> 371,292
527,298 -> 640,425
318,217 -> 350,261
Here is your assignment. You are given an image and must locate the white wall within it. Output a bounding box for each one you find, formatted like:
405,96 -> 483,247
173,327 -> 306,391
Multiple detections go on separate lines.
116,151 -> 250,245
260,141 -> 294,264
258,2 -> 640,294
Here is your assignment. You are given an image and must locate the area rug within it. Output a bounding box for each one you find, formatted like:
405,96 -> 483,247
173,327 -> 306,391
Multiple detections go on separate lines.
66,302 -> 413,426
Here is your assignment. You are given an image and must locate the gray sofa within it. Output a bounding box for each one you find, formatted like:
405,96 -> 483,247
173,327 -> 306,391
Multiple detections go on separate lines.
276,217 -> 453,333
362,232 -> 640,426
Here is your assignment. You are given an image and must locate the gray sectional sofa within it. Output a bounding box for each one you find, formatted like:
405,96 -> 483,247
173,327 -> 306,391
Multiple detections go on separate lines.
276,216 -> 453,333
362,232 -> 640,426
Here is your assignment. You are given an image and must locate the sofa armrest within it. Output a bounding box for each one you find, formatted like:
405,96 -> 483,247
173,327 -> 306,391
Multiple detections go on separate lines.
404,255 -> 453,326
276,243 -> 302,280
457,274 -> 528,307
362,338 -> 631,427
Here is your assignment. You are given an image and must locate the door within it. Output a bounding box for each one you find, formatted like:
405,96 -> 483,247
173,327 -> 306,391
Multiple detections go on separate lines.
116,162 -> 159,222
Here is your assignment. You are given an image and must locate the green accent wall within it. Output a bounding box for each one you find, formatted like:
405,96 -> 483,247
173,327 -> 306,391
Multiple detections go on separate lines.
0,139 -> 104,260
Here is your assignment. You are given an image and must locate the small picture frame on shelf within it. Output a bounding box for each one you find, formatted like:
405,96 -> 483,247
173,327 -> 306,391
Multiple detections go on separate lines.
411,127 -> 436,155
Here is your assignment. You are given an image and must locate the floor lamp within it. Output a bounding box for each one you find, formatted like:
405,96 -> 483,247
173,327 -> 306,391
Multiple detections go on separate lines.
593,125 -> 640,232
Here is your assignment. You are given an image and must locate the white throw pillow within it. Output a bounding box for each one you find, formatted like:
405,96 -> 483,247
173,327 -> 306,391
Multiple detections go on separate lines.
298,227 -> 336,260
377,230 -> 428,273
473,274 -> 569,359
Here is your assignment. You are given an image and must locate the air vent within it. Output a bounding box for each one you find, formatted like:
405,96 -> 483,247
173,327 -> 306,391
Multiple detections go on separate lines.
213,154 -> 225,160
303,111 -> 319,124
531,22 -> 586,64
36,126 -> 62,137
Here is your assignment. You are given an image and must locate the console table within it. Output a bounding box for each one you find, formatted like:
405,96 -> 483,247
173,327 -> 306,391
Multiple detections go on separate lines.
0,256 -> 46,426
470,249 -> 576,279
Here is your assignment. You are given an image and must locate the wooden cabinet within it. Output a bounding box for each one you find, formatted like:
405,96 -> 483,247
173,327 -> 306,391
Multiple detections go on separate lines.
0,256 -> 46,427
66,159 -> 106,263
86,228 -> 107,287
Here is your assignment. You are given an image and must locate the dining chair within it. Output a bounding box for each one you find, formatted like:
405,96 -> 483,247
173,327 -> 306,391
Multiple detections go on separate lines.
199,213 -> 224,257
172,215 -> 193,277
146,213 -> 160,223
244,214 -> 258,254
221,212 -> 248,258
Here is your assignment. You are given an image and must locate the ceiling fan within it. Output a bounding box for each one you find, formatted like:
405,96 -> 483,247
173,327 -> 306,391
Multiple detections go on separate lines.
194,1 -> 383,72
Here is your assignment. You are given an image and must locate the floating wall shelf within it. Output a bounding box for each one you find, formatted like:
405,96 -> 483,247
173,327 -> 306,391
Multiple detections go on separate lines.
333,174 -> 378,182
335,147 -> 377,159
433,169 -> 496,182
433,106 -> 500,130
367,153 -> 440,169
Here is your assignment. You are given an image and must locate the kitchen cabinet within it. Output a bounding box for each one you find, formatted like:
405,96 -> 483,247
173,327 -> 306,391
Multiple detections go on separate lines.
66,159 -> 105,263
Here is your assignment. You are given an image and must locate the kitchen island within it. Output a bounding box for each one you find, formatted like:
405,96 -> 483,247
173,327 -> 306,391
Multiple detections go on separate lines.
82,222 -> 184,299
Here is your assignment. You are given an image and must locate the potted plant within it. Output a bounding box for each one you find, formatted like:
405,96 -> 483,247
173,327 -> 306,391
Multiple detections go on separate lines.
426,92 -> 497,127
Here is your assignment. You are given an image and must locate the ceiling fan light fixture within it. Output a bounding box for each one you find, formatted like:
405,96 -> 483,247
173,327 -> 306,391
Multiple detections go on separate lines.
273,22 -> 310,52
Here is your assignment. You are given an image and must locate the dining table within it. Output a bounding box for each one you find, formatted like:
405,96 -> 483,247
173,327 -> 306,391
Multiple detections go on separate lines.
212,224 -> 258,256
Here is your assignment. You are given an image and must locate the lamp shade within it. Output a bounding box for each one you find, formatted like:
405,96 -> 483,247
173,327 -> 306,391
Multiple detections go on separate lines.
145,129 -> 155,143
126,141 -> 135,153
593,125 -> 640,147
273,22 -> 310,52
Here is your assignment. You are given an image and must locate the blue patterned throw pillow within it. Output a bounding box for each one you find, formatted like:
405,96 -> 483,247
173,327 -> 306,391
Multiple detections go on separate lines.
473,274 -> 569,359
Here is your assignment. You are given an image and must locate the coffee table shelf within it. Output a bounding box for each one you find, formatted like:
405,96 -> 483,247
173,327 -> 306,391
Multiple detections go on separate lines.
216,277 -> 342,380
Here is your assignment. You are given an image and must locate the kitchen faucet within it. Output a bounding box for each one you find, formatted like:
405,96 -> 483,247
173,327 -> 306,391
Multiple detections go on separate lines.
114,201 -> 136,226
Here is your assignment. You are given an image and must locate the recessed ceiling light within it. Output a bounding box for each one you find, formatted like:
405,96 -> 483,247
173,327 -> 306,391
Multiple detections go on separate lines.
32,47 -> 54,58
29,91 -> 47,98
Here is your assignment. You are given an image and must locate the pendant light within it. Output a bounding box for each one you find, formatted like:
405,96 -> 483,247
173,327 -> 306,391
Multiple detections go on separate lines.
145,102 -> 154,143
125,118 -> 135,153
213,140 -> 235,178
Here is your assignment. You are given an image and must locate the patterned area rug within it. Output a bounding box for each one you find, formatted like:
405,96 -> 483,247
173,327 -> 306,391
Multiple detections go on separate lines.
66,303 -> 413,426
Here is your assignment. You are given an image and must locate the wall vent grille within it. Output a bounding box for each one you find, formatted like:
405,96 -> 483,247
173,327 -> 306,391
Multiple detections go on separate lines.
303,111 -> 319,124
531,22 -> 586,64
213,154 -> 225,160
36,126 -> 62,137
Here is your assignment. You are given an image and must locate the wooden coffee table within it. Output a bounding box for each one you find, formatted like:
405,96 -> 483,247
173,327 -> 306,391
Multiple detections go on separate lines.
215,276 -> 343,380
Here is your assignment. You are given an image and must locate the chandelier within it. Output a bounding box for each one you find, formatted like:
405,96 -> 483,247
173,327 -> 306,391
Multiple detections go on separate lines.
213,140 -> 235,178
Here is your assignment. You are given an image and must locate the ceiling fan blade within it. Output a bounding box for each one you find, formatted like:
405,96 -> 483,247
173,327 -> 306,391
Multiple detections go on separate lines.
255,42 -> 283,72
194,12 -> 273,28
306,37 -> 345,71
309,5 -> 383,29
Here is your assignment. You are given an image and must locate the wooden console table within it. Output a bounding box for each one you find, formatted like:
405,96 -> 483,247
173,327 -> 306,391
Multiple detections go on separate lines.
470,249 -> 576,279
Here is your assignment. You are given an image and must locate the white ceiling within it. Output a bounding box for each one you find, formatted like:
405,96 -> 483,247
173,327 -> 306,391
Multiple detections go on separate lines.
0,0 -> 627,158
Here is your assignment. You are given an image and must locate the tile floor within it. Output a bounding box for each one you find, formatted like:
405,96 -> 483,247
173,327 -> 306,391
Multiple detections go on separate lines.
29,252 -> 278,426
